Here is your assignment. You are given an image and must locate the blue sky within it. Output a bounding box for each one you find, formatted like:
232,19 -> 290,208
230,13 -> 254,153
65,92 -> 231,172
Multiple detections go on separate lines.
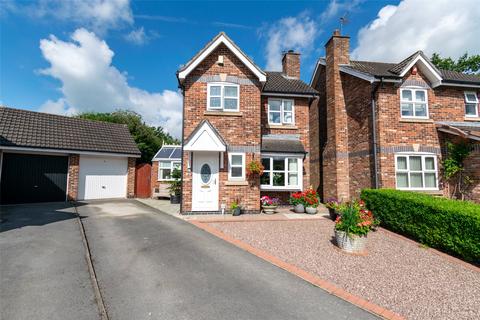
1,0 -> 479,137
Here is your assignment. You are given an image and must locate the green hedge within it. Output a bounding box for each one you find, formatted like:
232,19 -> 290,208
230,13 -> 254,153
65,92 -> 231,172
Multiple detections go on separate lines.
361,189 -> 480,264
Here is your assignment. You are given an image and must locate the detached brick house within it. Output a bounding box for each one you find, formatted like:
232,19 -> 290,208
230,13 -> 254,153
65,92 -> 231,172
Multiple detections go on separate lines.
311,30 -> 480,202
177,32 -> 318,214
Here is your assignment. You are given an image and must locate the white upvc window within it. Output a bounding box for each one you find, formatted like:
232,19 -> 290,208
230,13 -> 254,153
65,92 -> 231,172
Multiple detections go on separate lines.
464,91 -> 479,117
158,161 -> 181,181
207,83 -> 239,111
260,156 -> 302,190
400,88 -> 429,119
395,154 -> 438,190
268,99 -> 294,125
228,152 -> 245,180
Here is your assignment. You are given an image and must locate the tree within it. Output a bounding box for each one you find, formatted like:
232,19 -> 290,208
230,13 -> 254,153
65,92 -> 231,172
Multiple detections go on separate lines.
77,110 -> 179,163
431,53 -> 480,74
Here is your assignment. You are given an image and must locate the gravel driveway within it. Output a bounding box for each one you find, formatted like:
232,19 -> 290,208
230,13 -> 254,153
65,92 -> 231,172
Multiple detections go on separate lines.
208,218 -> 480,320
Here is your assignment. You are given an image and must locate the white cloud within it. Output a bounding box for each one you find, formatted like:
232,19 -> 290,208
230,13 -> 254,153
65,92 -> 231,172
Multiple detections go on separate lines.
352,0 -> 480,61
125,27 -> 147,45
263,13 -> 317,71
38,28 -> 183,137
5,0 -> 133,33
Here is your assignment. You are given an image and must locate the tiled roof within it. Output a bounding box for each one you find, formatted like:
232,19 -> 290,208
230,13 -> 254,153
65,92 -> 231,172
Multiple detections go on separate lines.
0,106 -> 141,155
319,54 -> 480,85
263,72 -> 318,95
261,135 -> 306,153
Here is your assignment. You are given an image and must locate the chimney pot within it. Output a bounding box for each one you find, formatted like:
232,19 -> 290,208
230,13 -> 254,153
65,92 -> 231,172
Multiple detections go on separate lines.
333,29 -> 340,36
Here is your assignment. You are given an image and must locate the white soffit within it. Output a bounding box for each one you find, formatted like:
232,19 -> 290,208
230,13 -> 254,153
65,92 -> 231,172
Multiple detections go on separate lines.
399,55 -> 443,84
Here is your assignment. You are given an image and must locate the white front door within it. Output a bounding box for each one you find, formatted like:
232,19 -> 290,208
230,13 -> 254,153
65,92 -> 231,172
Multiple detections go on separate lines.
192,152 -> 219,211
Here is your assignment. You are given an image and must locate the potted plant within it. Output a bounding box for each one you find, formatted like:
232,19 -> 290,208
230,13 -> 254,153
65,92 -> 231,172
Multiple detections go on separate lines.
289,192 -> 305,213
260,196 -> 279,214
168,168 -> 182,204
334,200 -> 379,254
304,188 -> 319,214
325,198 -> 340,220
230,200 -> 241,216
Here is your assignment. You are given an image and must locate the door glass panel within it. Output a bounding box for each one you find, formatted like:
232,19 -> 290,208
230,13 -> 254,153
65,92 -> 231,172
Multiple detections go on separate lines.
200,164 -> 211,183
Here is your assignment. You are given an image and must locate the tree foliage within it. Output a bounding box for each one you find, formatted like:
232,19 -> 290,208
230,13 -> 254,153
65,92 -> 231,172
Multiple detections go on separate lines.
443,141 -> 472,200
431,53 -> 480,74
77,110 -> 179,163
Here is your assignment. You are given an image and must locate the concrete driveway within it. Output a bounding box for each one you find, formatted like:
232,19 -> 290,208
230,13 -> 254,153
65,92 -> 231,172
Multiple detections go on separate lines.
0,203 -> 99,320
77,200 -> 378,320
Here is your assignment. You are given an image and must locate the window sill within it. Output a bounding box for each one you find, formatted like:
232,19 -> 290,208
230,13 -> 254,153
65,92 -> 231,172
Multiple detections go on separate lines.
260,186 -> 302,191
266,124 -> 298,130
225,180 -> 248,186
204,111 -> 242,117
399,118 -> 433,123
464,117 -> 480,121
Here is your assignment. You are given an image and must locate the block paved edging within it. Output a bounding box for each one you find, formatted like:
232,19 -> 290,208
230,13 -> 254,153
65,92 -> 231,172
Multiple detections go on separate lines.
189,220 -> 405,320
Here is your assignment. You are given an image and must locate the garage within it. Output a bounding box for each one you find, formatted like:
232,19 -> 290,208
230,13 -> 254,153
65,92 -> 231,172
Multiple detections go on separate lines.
78,155 -> 128,200
0,107 -> 141,204
0,153 -> 68,204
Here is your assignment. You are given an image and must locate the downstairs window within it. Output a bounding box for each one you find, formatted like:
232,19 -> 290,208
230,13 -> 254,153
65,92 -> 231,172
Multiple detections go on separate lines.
260,156 -> 302,189
395,154 -> 438,190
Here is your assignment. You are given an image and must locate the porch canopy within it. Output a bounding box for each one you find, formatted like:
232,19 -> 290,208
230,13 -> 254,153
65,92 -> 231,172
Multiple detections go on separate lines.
436,121 -> 480,141
183,120 -> 227,152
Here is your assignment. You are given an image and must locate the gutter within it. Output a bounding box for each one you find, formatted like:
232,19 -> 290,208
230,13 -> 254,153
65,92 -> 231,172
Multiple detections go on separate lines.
371,78 -> 382,189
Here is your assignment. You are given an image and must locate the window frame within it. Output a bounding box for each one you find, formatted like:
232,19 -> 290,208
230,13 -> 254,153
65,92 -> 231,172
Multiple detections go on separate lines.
207,82 -> 240,112
400,87 -> 429,119
158,160 -> 181,181
267,98 -> 295,125
260,155 -> 302,190
394,153 -> 438,191
228,152 -> 245,181
464,91 -> 479,118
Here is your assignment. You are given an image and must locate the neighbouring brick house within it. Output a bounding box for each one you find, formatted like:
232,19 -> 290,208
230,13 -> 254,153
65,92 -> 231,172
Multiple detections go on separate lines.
311,30 -> 480,202
0,107 -> 140,204
177,32 -> 318,214
151,144 -> 181,198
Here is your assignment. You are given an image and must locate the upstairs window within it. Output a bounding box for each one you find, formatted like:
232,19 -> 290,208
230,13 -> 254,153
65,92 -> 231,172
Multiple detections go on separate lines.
400,88 -> 428,119
464,91 -> 479,117
207,83 -> 239,111
268,99 -> 294,125
395,154 -> 437,190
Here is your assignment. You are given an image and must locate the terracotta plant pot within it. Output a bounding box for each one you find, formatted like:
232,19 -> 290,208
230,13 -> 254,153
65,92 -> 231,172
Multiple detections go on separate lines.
293,204 -> 305,213
262,205 -> 277,214
334,229 -> 367,254
305,206 -> 318,214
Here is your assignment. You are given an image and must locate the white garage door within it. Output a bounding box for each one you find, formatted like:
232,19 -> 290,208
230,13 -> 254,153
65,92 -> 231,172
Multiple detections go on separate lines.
78,155 -> 128,200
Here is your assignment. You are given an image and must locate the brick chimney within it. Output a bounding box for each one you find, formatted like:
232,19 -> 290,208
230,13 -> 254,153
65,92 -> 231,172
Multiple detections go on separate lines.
282,50 -> 300,78
323,29 -> 351,201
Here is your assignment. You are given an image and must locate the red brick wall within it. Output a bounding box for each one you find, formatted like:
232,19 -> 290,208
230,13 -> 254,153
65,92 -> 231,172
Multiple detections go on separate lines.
260,96 -> 311,190
181,43 -> 262,212
127,157 -> 136,198
67,154 -> 79,201
282,52 -> 300,78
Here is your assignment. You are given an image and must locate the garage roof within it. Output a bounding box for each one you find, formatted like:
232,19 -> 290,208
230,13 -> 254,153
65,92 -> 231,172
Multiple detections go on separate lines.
0,107 -> 141,156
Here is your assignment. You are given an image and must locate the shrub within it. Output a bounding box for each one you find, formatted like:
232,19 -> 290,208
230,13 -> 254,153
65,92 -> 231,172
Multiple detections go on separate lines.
361,189 -> 480,263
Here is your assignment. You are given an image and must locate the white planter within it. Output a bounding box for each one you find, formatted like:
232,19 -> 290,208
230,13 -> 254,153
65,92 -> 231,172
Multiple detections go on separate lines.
294,204 -> 305,213
305,206 -> 318,214
262,205 -> 277,214
334,229 -> 367,254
